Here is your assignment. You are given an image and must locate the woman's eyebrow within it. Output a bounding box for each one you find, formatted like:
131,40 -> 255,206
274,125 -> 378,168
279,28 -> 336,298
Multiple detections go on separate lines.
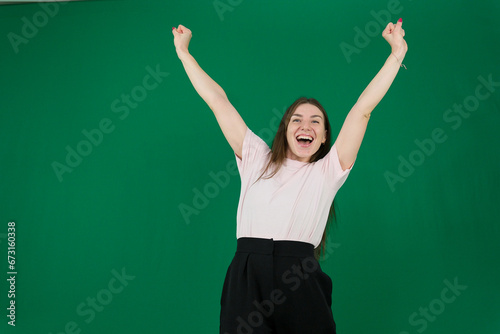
291,114 -> 323,119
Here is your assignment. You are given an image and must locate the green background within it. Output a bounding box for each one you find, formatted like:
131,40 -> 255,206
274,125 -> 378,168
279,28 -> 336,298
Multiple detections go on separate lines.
1,0 -> 499,333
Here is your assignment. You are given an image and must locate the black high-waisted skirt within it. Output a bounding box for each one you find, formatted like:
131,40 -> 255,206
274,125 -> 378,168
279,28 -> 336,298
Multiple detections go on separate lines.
220,237 -> 336,334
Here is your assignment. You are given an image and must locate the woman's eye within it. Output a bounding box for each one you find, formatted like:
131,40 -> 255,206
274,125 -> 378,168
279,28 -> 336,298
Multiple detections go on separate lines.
292,119 -> 300,122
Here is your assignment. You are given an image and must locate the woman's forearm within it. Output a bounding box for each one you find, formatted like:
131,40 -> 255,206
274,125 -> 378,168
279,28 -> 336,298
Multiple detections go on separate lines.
177,50 -> 228,106
355,52 -> 405,116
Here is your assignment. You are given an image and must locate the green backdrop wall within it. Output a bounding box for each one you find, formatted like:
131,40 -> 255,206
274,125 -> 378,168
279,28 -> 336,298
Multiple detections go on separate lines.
1,0 -> 499,333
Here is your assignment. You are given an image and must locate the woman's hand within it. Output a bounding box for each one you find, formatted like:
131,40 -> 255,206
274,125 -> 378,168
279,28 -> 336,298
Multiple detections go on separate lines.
382,18 -> 408,59
172,25 -> 192,57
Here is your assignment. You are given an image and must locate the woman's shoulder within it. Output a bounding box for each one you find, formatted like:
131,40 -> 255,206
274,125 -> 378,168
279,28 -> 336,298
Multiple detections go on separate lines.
244,128 -> 271,153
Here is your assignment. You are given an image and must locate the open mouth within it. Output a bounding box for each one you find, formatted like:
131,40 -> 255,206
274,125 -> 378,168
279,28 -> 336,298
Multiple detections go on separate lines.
296,135 -> 314,148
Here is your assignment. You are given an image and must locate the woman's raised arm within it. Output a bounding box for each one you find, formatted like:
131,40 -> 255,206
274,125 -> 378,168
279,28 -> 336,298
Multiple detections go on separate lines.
173,25 -> 247,158
334,19 -> 408,170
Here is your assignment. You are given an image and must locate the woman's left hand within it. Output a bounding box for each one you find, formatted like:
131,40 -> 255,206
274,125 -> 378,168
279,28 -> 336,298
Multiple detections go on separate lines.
382,18 -> 408,59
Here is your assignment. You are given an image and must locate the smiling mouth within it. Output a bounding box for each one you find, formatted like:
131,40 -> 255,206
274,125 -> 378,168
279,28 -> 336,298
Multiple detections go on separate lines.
296,135 -> 314,148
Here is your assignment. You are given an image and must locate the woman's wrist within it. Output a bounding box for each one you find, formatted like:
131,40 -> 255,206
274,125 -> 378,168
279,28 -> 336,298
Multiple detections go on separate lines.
390,46 -> 407,69
176,47 -> 190,60
391,46 -> 406,62
390,53 -> 406,70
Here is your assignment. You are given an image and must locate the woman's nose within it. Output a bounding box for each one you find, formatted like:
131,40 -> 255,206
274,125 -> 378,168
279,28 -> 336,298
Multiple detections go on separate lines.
301,123 -> 311,131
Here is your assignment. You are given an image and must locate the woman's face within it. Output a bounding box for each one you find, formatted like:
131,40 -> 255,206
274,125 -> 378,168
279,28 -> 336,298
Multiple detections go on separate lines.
286,104 -> 327,162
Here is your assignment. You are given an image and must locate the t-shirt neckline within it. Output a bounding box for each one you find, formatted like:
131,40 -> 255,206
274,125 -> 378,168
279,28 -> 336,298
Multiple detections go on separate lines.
284,157 -> 309,169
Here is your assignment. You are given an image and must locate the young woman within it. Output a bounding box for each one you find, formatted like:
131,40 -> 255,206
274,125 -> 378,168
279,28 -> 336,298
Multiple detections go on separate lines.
173,19 -> 407,334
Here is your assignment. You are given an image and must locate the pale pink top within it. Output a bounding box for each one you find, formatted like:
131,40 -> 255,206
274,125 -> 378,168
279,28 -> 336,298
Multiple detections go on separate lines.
236,128 -> 353,248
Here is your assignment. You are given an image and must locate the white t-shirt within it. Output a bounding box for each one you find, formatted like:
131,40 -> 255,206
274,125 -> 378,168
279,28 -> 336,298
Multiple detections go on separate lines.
236,128 -> 353,248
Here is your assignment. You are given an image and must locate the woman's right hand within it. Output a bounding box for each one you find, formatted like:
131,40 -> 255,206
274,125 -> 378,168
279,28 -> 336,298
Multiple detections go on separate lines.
382,19 -> 407,60
172,25 -> 192,56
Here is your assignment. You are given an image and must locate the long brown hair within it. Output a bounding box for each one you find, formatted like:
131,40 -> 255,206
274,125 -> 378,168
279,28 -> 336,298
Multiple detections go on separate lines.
258,97 -> 335,260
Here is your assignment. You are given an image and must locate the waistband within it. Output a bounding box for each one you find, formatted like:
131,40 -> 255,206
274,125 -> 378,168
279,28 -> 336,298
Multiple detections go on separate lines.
236,237 -> 314,258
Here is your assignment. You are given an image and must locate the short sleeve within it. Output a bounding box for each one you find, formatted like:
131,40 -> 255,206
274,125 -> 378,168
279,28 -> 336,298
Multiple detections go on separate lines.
236,128 -> 271,178
320,144 -> 354,188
